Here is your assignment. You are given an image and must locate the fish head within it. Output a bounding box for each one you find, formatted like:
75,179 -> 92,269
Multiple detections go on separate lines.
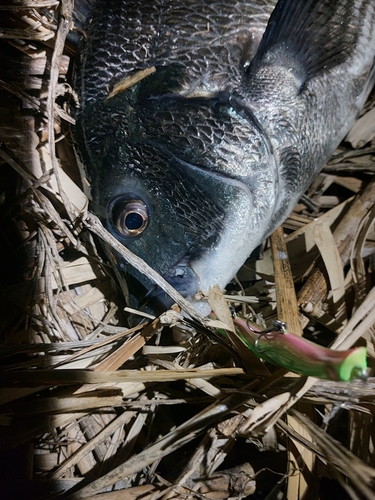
78,79 -> 278,313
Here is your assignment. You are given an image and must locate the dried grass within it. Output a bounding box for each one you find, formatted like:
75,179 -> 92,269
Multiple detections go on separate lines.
1,2 -> 375,499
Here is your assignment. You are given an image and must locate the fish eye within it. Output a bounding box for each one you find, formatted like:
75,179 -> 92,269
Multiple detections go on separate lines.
110,198 -> 148,237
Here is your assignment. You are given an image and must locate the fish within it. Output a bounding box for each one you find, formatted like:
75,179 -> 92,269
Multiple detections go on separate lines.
75,0 -> 375,313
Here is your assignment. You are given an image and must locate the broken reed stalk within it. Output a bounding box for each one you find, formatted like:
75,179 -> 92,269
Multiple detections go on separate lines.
46,0 -> 75,221
298,175 -> 375,323
270,226 -> 303,336
0,367 -> 244,387
270,226 -> 315,500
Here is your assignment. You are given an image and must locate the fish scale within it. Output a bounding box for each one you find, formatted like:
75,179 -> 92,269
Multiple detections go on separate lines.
75,0 -> 375,313
77,0 -> 275,102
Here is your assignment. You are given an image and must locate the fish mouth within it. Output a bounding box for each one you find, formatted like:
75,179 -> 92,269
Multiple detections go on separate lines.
142,256 -> 201,313
118,253 -> 201,318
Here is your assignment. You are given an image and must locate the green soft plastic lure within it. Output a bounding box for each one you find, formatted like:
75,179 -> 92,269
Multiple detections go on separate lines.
233,317 -> 368,382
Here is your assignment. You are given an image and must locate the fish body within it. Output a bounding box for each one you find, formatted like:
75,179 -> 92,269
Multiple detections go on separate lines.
75,0 -> 375,310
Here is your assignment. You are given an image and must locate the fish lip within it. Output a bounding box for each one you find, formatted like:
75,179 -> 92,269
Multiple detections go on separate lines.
140,256 -> 200,312
116,252 -> 201,316
161,255 -> 200,298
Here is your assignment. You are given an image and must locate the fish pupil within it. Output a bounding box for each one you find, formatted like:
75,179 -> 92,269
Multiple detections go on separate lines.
125,212 -> 143,230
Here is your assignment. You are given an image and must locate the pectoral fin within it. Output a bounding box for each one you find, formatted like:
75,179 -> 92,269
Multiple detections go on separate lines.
249,0 -> 360,85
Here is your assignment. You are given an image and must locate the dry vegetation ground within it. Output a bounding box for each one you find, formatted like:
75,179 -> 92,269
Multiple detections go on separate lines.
1,2 -> 375,499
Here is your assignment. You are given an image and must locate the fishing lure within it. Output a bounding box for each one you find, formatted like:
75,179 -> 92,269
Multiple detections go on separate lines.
233,317 -> 368,381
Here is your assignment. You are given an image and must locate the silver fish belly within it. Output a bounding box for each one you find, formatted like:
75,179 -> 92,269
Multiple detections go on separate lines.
75,0 -> 375,310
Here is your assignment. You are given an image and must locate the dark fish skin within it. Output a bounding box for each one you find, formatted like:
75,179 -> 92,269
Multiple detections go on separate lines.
75,0 -> 375,312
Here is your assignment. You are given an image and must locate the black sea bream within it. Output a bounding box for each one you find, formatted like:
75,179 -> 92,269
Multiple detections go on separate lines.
75,0 -> 375,311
